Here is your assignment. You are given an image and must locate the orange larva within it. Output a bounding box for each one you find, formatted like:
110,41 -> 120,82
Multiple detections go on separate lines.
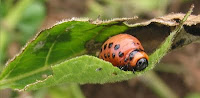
99,34 -> 149,73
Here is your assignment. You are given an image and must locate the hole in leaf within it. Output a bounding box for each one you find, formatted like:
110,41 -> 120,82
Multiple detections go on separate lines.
96,68 -> 102,71
112,72 -> 117,75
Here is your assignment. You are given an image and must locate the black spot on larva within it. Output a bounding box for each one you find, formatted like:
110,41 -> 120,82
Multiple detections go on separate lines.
104,44 -> 107,50
129,56 -> 133,60
112,53 -> 115,58
124,58 -> 128,62
100,48 -> 102,52
134,49 -> 140,51
139,48 -> 144,51
108,43 -> 113,48
118,51 -> 124,57
136,43 -> 139,45
104,54 -> 107,58
129,50 -> 138,60
114,44 -> 120,50
107,53 -> 110,58
101,57 -> 104,60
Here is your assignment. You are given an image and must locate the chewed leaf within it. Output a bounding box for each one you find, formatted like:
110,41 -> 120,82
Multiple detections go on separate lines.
0,6 -> 199,91
0,17 -> 135,90
24,55 -> 133,90
23,9 -> 193,90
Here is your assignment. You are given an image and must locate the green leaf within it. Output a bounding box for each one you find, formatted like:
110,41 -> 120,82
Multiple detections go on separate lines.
24,55 -> 133,90
0,18 -> 132,90
0,6 -> 198,91
25,11 -> 187,90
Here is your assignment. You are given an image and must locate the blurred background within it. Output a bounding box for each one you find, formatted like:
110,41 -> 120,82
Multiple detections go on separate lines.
0,0 -> 200,98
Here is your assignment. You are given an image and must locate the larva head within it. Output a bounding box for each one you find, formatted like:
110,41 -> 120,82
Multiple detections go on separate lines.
129,50 -> 149,71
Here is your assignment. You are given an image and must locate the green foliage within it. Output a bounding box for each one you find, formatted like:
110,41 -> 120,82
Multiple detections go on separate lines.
0,2 -> 6,19
0,6 -> 194,91
86,0 -> 170,18
0,0 -> 46,66
0,19 -> 130,90
25,55 -> 133,90
17,1 -> 46,44
185,93 -> 200,98
46,84 -> 85,98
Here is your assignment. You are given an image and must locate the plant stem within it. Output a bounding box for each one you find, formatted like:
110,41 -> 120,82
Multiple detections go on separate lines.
0,0 -> 34,65
3,0 -> 34,30
155,63 -> 184,74
5,0 -> 14,11
140,71 -> 178,98
70,84 -> 85,98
